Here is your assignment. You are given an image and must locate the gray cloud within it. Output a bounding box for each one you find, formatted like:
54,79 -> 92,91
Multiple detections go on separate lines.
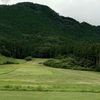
0,0 -> 100,25
57,0 -> 100,25
1,0 -> 10,3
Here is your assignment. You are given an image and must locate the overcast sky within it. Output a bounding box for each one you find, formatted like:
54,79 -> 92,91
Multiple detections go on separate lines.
0,0 -> 100,26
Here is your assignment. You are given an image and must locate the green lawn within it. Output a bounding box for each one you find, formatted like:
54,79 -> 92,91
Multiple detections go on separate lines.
0,58 -> 100,99
0,91 -> 100,100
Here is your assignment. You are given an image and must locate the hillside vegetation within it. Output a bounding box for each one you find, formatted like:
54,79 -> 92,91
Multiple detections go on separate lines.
0,2 -> 100,71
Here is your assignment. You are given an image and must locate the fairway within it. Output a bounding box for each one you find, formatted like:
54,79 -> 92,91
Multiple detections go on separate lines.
0,58 -> 100,100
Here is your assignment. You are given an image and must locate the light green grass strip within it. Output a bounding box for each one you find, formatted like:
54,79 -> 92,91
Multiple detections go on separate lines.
0,91 -> 100,100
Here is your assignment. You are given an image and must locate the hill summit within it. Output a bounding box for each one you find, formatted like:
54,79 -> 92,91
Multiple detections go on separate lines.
0,2 -> 100,40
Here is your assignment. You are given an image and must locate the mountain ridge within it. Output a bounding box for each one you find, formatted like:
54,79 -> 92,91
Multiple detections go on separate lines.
0,2 -> 100,40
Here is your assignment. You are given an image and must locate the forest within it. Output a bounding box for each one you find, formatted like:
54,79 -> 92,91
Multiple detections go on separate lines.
0,2 -> 100,71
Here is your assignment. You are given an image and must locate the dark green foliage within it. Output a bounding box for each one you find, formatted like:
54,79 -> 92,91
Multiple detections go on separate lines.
43,57 -> 95,71
25,56 -> 32,61
3,61 -> 17,64
0,46 -> 11,57
43,58 -> 76,69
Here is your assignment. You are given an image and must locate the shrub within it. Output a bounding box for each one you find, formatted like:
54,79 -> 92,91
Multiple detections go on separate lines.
2,61 -> 19,65
25,56 -> 32,61
36,85 -> 43,91
3,61 -> 15,64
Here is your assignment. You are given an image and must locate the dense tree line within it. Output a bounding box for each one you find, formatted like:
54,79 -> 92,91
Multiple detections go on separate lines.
0,38 -> 100,71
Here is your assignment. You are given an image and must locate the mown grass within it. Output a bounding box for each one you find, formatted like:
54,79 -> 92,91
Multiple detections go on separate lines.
0,91 -> 100,100
0,55 -> 25,75
0,58 -> 100,99
0,58 -> 100,92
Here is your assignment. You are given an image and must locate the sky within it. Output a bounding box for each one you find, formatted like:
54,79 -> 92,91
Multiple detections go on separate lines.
0,0 -> 100,26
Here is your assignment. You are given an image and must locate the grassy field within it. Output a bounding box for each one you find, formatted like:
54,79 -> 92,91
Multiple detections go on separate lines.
0,91 -> 100,100
0,58 -> 100,99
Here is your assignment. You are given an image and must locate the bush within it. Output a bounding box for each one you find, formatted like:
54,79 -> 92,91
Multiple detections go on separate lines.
3,61 -> 15,64
2,61 -> 19,65
43,57 -> 97,71
25,56 -> 32,61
